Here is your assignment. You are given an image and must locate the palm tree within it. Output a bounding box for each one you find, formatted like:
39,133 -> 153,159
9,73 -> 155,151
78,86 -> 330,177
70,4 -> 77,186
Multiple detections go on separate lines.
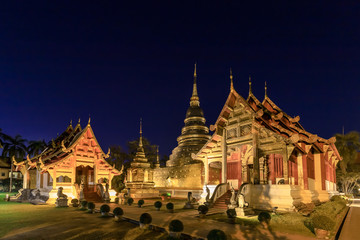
335,131 -> 360,174
2,134 -> 27,192
0,128 -> 10,149
27,140 -> 47,157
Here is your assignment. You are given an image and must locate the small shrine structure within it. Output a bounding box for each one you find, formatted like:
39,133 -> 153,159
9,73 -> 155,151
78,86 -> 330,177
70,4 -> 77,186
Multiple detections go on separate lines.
125,119 -> 159,198
13,119 -> 122,203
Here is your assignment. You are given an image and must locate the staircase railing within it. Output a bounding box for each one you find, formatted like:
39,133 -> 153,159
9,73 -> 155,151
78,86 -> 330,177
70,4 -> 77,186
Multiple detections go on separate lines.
208,182 -> 230,206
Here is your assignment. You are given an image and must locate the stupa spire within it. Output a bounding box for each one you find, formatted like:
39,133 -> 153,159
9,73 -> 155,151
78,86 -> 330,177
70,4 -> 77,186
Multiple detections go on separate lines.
133,118 -> 147,163
139,118 -> 143,147
230,68 -> 234,91
190,63 -> 200,107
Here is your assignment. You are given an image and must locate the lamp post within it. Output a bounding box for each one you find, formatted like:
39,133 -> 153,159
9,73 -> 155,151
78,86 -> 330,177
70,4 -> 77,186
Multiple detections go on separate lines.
9,156 -> 13,193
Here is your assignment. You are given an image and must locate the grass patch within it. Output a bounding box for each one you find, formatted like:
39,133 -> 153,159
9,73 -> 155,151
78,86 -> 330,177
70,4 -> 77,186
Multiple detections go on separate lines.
206,213 -> 260,227
271,212 -> 314,237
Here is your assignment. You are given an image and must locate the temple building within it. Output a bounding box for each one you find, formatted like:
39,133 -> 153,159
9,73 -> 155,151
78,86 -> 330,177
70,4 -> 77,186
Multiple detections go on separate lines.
13,119 -> 122,203
192,71 -> 342,210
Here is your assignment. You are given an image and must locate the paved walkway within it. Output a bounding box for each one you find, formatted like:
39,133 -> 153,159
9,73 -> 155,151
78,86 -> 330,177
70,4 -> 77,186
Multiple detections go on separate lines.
338,199 -> 360,240
95,201 -> 314,240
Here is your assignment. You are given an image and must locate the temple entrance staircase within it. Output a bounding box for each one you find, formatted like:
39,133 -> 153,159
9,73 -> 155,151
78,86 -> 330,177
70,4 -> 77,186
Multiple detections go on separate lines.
212,190 -> 235,210
83,185 -> 102,202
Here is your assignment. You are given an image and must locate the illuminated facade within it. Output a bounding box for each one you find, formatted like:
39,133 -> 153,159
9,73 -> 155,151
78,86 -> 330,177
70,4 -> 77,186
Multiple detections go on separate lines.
14,120 -> 122,203
193,72 -> 342,210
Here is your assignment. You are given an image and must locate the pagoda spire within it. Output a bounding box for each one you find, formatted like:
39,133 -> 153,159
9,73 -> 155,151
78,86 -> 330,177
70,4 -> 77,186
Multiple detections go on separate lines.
230,68 -> 234,91
190,63 -> 200,107
264,81 -> 268,98
139,118 -> 143,147
248,75 -> 252,96
133,118 -> 147,162
155,145 -> 160,168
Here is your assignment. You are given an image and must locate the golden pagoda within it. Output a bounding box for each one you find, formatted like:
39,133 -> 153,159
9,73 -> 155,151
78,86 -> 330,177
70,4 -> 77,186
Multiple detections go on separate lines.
166,64 -> 211,167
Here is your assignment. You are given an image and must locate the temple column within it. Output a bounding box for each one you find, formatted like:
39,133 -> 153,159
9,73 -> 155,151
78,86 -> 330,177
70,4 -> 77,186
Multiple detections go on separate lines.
282,150 -> 289,184
314,152 -> 322,191
302,154 -> 309,190
53,169 -> 57,189
221,129 -> 227,183
23,169 -> 29,189
204,156 -> 209,185
238,150 -> 242,186
259,157 -> 265,184
269,154 -> 275,184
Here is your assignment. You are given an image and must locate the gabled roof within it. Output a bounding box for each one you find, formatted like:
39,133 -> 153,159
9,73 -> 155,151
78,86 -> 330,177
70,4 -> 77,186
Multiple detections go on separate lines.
16,120 -> 118,171
196,79 -> 341,161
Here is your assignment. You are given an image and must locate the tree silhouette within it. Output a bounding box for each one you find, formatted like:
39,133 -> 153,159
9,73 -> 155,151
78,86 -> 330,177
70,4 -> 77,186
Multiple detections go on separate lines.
27,139 -> 48,157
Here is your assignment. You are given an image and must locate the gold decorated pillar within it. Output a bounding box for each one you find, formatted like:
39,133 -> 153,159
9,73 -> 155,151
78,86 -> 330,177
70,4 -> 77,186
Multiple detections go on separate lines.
204,156 -> 209,185
314,152 -> 322,191
221,129 -> 227,183
282,149 -> 289,184
297,153 -> 304,188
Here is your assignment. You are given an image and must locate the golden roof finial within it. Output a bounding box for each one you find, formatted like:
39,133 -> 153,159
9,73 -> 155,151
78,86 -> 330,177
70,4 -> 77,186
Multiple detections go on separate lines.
88,114 -> 91,125
78,118 -> 81,124
70,119 -> 72,126
230,68 -> 234,91
248,75 -> 252,95
265,81 -> 268,98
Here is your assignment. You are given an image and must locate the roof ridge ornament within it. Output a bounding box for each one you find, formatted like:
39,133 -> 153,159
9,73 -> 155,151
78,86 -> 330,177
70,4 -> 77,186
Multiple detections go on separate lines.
88,115 -> 91,125
230,68 -> 234,91
265,81 -> 268,98
248,75 -> 252,96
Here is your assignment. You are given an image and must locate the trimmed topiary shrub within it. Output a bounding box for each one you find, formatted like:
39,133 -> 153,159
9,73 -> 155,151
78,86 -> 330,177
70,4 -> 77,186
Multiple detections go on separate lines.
139,213 -> 152,228
169,219 -> 184,239
138,199 -> 145,208
154,201 -> 162,210
198,205 -> 209,215
113,207 -> 123,221
207,229 -> 227,240
87,202 -> 95,213
127,197 -> 134,206
312,215 -> 335,231
169,219 -> 184,232
113,207 -> 124,216
258,212 -> 271,228
80,200 -> 88,210
100,204 -> 110,214
71,199 -> 79,207
226,209 -> 236,218
166,202 -> 174,212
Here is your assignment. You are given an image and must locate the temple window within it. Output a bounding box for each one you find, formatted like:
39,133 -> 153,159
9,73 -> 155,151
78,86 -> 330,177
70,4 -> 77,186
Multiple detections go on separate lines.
56,176 -> 71,183
274,154 -> 283,177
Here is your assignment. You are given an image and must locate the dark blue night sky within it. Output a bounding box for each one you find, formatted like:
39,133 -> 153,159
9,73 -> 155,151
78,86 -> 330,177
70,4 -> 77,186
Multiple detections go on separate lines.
1,1 -> 359,156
